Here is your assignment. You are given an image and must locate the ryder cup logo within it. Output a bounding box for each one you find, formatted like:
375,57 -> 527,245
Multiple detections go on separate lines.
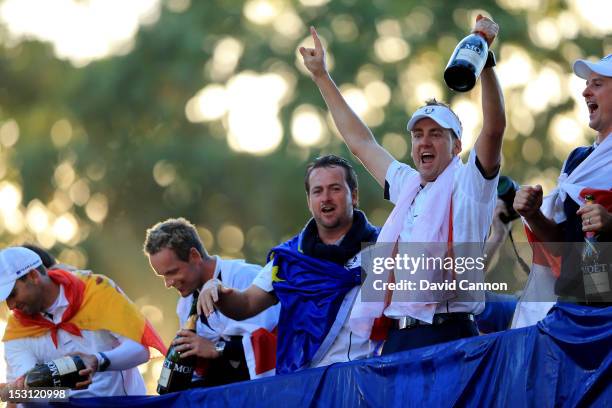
424,107 -> 434,114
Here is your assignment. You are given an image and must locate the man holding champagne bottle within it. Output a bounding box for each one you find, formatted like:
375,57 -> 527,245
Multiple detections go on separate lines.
0,246 -> 165,399
143,218 -> 279,389
513,54 -> 612,311
298,14 -> 505,354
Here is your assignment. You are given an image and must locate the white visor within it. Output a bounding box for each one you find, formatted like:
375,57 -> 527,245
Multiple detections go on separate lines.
573,54 -> 612,79
407,105 -> 462,139
0,247 -> 43,301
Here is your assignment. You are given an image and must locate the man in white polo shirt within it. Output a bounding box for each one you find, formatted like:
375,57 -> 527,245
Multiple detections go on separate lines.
300,15 -> 505,353
0,247 -> 161,398
144,218 -> 279,385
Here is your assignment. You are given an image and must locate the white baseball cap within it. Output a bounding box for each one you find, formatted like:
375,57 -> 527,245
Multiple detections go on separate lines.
407,104 -> 463,139
573,54 -> 612,79
0,247 -> 43,301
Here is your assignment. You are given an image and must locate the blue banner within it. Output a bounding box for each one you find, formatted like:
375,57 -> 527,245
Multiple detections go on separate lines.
69,302 -> 611,408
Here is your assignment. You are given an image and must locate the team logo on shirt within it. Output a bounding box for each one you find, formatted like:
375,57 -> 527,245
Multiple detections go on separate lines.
345,253 -> 361,269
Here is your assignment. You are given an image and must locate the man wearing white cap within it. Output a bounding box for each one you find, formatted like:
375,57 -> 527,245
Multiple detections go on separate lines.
0,246 -> 165,398
300,15 -> 505,353
514,55 -> 612,310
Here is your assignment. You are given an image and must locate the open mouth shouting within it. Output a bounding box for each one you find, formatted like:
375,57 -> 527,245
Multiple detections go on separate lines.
320,204 -> 336,215
420,152 -> 435,166
587,101 -> 598,117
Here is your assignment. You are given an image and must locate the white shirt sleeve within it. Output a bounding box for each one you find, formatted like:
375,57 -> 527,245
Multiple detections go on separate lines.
251,261 -> 274,293
176,295 -> 190,328
385,160 -> 419,204
102,335 -> 149,371
4,338 -> 38,381
222,261 -> 262,291
455,149 -> 499,204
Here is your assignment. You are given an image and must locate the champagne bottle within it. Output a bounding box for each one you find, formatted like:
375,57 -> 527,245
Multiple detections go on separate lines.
25,355 -> 87,388
581,195 -> 611,301
157,292 -> 198,394
444,32 -> 489,92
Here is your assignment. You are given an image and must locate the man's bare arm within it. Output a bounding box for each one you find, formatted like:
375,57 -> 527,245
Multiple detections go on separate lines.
300,27 -> 394,187
198,283 -> 277,321
514,185 -> 565,245
472,16 -> 506,177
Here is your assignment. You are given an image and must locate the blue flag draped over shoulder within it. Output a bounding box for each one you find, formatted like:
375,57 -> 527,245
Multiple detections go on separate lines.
269,210 -> 378,374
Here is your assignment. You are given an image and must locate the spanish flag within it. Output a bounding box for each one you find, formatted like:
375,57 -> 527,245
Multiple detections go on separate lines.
3,269 -> 166,355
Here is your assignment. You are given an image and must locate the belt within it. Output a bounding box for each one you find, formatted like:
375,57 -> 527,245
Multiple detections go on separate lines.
397,312 -> 474,330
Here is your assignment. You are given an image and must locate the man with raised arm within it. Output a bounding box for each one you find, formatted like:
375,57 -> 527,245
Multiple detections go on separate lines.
300,16 -> 505,354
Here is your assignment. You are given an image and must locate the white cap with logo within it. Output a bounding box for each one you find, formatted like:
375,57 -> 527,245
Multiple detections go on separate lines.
0,247 -> 43,301
573,54 -> 612,79
406,105 -> 463,140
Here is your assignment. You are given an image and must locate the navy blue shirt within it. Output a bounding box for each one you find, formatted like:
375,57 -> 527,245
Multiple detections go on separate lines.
555,146 -> 611,297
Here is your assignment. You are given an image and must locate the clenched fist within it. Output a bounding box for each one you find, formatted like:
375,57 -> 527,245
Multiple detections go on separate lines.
473,14 -> 499,46
513,185 -> 543,219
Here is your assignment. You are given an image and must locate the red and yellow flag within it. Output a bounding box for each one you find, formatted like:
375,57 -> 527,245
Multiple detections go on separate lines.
3,269 -> 166,355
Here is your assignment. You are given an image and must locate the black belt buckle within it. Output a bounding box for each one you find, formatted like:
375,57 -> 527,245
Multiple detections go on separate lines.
397,312 -> 474,329
433,312 -> 474,325
397,316 -> 420,329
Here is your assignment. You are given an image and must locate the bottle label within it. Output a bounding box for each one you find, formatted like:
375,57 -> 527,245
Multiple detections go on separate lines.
461,41 -> 484,55
172,362 -> 194,374
158,359 -> 194,389
45,363 -> 63,388
50,357 -> 77,376
583,264 -> 610,295
456,47 -> 484,70
158,365 -> 171,388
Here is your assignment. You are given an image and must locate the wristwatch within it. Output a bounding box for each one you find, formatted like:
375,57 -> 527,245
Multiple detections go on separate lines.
97,352 -> 111,372
214,340 -> 226,356
485,50 -> 496,68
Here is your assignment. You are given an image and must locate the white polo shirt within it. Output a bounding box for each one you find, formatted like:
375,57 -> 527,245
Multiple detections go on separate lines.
176,256 -> 280,379
176,257 -> 268,335
4,286 -> 147,397
384,149 -> 498,316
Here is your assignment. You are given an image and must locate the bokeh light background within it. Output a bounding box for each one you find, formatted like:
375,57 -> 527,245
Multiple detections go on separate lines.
0,0 -> 610,395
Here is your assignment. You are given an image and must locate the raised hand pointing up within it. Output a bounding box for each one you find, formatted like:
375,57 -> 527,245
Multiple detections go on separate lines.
299,26 -> 328,78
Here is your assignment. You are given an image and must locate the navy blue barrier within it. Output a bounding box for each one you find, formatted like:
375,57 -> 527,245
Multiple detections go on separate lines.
70,303 -> 611,408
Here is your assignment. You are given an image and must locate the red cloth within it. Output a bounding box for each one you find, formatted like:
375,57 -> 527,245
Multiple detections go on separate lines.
523,188 -> 612,278
251,327 -> 277,375
6,269 -> 167,355
579,188 -> 612,211
12,269 -> 85,347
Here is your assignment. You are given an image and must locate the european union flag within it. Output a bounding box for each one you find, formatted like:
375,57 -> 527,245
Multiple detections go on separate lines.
269,239 -> 361,374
